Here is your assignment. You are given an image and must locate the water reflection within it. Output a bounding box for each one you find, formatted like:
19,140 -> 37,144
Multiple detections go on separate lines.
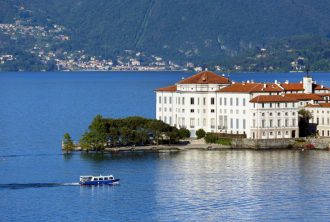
153,150 -> 330,221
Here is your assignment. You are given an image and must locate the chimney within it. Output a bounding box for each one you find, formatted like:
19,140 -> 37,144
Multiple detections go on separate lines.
285,80 -> 289,84
247,80 -> 250,83
274,80 -> 278,84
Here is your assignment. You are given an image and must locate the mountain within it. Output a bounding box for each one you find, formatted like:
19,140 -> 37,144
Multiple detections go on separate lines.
1,0 -> 330,71
225,35 -> 330,72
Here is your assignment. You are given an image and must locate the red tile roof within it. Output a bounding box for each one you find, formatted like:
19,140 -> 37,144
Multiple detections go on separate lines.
179,71 -> 230,84
280,83 -> 330,91
317,93 -> 330,97
155,85 -> 177,92
285,93 -> 323,101
218,83 -> 283,93
313,84 -> 330,90
250,95 -> 298,103
305,103 -> 330,108
280,83 -> 304,91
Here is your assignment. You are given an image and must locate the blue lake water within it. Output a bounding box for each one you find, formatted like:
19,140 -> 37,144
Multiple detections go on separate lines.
1,71 -> 330,221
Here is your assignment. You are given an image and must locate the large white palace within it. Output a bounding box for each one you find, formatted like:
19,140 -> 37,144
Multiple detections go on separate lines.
155,71 -> 330,139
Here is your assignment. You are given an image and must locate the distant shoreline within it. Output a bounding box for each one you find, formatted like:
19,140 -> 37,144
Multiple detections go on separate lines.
2,70 -> 330,73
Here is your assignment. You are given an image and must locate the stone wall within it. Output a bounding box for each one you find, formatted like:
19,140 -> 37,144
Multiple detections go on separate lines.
231,138 -> 330,149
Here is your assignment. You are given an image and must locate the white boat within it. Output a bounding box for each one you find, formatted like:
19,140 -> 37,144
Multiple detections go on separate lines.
79,175 -> 120,185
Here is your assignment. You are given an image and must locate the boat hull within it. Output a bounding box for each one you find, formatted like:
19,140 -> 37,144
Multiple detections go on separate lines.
79,179 -> 120,186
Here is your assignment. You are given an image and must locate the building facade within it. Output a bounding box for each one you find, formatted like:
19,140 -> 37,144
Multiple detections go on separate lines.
155,71 -> 330,139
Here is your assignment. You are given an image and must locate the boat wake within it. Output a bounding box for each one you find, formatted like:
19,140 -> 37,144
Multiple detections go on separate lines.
0,182 -> 80,190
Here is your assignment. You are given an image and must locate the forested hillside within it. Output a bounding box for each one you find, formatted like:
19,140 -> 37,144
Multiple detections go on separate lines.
1,0 -> 330,71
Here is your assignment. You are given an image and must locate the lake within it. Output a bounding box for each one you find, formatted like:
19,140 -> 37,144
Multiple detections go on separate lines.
1,71 -> 330,221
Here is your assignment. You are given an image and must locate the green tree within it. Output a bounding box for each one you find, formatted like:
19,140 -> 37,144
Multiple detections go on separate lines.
196,129 -> 206,139
298,109 -> 313,137
62,133 -> 74,153
178,128 -> 191,139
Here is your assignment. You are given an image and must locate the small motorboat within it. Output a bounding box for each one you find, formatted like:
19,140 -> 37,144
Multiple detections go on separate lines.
79,175 -> 120,185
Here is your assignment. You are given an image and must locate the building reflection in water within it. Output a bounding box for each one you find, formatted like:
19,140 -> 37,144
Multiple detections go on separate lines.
152,150 -> 330,220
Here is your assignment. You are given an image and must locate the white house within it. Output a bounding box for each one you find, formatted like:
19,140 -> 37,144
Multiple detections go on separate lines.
155,71 -> 330,139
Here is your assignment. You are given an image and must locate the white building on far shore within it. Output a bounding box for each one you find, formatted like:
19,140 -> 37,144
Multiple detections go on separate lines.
155,71 -> 330,139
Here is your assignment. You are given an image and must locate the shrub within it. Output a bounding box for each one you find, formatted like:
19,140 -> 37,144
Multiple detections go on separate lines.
196,129 -> 206,139
178,128 -> 191,139
205,133 -> 232,145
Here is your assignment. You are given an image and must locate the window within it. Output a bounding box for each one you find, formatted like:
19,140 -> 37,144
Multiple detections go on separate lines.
211,109 -> 215,113
243,98 -> 246,106
190,118 -> 195,128
164,116 -> 167,123
190,109 -> 194,113
203,98 -> 206,105
243,119 -> 246,129
169,97 -> 172,104
169,117 -> 172,125
270,132 -> 273,136
262,103 -> 265,108
285,119 -> 289,127
159,96 -> 162,104
236,98 -> 239,106
253,120 -> 256,128
236,119 -> 239,129
203,118 -> 206,127
164,97 -> 167,104
211,118 -> 215,128
230,119 -> 233,128
190,97 -> 194,105
230,98 -> 233,106
285,112 -> 288,116
270,112 -> 273,116
270,120 -> 273,128
292,119 -> 296,126
182,97 -> 185,105
211,97 -> 215,105
262,120 -> 266,128
220,98 -> 222,105
224,116 -> 228,128
178,97 -> 180,105
224,98 -> 227,106
270,103 -> 273,108
277,119 -> 281,127
219,115 -> 223,127
262,113 -> 265,117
